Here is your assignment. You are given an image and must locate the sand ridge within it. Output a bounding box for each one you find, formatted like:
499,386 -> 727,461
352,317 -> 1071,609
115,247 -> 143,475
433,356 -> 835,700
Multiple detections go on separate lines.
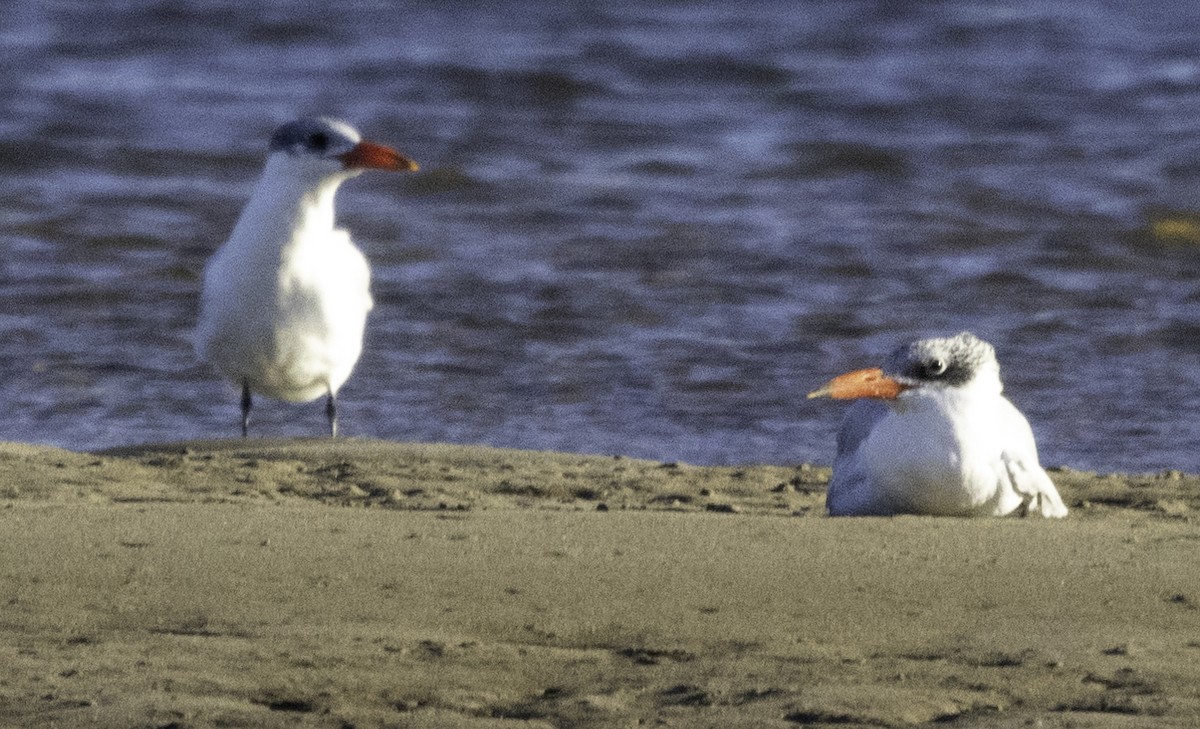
1,438 -> 1198,728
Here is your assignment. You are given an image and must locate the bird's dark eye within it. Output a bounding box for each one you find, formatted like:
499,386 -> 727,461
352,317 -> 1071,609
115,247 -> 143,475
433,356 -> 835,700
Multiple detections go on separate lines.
925,358 -> 947,377
308,132 -> 329,151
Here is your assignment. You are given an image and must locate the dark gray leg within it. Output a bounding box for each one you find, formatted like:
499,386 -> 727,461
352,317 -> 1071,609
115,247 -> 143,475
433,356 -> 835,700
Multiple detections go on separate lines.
241,383 -> 252,438
326,390 -> 338,437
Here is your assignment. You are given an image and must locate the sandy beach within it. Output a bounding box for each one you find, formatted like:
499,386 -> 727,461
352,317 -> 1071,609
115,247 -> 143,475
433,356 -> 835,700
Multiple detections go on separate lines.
1,438 -> 1198,728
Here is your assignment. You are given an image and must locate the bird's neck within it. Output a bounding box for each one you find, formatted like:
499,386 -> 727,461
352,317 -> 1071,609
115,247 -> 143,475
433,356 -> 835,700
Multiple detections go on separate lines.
228,159 -> 351,254
893,374 -> 1002,416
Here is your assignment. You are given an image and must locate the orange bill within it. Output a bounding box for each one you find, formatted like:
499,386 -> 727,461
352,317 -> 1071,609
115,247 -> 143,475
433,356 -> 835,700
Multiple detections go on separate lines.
339,140 -> 420,171
806,367 -> 906,400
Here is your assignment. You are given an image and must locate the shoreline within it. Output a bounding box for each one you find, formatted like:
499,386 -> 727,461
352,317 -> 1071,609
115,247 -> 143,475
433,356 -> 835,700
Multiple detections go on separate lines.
5,436 -> 1200,515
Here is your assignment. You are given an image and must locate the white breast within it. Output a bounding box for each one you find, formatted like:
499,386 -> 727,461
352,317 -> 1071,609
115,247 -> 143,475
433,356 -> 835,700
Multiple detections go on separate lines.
829,379 -> 1045,517
861,390 -> 1022,515
196,157 -> 373,402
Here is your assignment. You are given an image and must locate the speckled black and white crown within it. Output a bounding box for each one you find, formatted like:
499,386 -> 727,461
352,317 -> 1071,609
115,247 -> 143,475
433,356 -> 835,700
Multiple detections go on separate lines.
885,332 -> 998,387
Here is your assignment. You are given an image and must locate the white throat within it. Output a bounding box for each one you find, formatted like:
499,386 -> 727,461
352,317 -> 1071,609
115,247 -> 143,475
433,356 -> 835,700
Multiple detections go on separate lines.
226,154 -> 358,255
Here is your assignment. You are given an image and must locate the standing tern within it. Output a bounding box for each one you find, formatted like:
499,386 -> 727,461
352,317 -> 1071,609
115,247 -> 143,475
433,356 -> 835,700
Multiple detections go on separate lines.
807,332 -> 1068,518
196,116 -> 418,437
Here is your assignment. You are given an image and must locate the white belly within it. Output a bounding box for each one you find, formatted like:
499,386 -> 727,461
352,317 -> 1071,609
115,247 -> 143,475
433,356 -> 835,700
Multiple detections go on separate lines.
196,231 -> 373,402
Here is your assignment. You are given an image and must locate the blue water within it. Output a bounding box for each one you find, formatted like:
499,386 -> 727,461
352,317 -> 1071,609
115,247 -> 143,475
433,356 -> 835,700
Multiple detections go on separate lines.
4,1 -> 1200,471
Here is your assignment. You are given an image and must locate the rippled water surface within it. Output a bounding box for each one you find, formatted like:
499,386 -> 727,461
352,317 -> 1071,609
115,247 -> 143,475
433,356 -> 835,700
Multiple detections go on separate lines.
6,1 -> 1200,471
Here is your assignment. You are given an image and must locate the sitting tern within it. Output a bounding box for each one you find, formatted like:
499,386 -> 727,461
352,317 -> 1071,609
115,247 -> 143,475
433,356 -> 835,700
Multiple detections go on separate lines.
196,116 -> 418,437
807,332 -> 1068,518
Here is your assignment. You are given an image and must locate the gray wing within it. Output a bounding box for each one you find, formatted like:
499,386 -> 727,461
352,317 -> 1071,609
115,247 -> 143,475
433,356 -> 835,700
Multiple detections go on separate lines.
997,398 -> 1068,518
835,399 -> 888,461
826,400 -> 890,516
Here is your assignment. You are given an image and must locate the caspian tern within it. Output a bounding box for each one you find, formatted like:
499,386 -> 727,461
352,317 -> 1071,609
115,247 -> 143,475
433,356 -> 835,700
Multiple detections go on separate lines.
196,116 -> 418,437
807,332 -> 1068,518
